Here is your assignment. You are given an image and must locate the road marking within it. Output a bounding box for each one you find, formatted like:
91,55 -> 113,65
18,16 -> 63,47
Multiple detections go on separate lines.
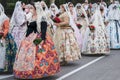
0,75 -> 13,79
56,56 -> 105,80
0,56 -> 105,80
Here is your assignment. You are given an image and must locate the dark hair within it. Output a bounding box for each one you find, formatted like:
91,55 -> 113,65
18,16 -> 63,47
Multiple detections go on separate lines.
60,4 -> 66,12
21,2 -> 26,5
30,2 -> 36,10
21,2 -> 26,11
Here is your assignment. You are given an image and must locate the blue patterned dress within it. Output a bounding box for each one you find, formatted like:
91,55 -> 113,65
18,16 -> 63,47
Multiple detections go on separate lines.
107,5 -> 120,49
0,19 -> 17,73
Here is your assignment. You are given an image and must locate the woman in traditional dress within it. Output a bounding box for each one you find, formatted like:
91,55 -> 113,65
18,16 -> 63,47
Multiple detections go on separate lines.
100,1 -> 108,18
0,3 -> 17,73
99,4 -> 108,24
49,3 -> 60,35
49,3 -> 59,18
99,4 -> 110,50
75,3 -> 89,40
82,0 -> 89,11
75,3 -> 90,53
54,4 -> 81,65
10,1 -> 27,48
40,1 -> 49,12
107,3 -> 120,49
82,4 -> 110,54
68,2 -> 82,48
68,2 -> 77,23
25,4 -> 33,22
40,1 -> 55,38
13,2 -> 60,79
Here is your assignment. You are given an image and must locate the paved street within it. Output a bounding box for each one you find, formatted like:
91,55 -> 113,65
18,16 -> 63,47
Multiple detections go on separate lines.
1,50 -> 120,80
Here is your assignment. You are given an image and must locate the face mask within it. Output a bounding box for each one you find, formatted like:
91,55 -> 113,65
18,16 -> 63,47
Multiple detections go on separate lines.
26,12 -> 33,20
84,5 -> 88,10
25,9 -> 29,13
77,9 -> 81,13
51,8 -> 55,11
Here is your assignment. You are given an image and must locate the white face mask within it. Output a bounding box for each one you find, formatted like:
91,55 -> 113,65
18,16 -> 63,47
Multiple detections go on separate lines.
77,9 -> 81,13
25,8 -> 29,13
51,8 -> 55,11
26,12 -> 33,21
84,5 -> 88,10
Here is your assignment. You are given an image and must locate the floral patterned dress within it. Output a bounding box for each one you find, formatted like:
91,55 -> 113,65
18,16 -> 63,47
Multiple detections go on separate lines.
85,26 -> 110,54
0,19 -> 17,73
13,21 -> 60,79
11,1 -> 27,49
84,10 -> 110,54
54,12 -> 81,62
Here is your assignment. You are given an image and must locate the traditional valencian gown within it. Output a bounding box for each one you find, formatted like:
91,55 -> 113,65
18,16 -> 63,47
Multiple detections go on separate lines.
54,12 -> 81,62
0,18 -> 17,73
75,3 -> 89,40
13,19 -> 60,79
83,8 -> 110,54
10,1 -> 27,48
107,4 -> 120,49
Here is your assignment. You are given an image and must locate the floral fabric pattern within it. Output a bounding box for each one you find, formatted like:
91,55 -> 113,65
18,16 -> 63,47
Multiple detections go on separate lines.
57,28 -> 81,62
0,33 -> 17,72
13,33 -> 60,79
86,25 -> 110,54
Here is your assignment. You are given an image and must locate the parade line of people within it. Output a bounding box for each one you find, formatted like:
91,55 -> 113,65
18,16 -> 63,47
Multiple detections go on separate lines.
0,0 -> 120,79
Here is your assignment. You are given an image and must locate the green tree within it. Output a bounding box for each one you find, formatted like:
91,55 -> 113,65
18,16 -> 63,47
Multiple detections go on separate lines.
1,0 -> 7,8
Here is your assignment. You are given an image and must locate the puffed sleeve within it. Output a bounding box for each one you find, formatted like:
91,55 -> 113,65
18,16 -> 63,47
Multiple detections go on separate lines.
59,12 -> 69,27
3,19 -> 9,37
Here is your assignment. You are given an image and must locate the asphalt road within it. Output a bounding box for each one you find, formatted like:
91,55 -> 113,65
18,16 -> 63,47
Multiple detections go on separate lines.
0,50 -> 120,80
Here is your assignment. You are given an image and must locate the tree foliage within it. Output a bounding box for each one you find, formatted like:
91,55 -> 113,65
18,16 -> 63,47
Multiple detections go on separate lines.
0,0 -> 110,15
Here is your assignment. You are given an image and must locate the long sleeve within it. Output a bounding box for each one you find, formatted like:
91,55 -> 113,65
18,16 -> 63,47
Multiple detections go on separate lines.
41,21 -> 47,40
3,19 -> 9,37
